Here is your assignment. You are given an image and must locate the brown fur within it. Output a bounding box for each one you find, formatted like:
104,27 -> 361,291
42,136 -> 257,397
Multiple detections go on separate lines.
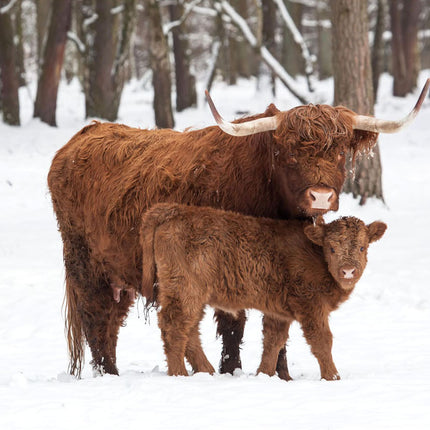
48,104 -> 378,377
140,203 -> 386,380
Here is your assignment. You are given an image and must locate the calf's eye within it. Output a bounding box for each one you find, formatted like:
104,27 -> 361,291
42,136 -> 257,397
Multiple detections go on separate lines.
360,246 -> 364,252
330,247 -> 335,254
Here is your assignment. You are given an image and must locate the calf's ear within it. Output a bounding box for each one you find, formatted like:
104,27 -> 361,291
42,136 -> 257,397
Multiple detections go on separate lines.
304,224 -> 325,246
367,221 -> 387,243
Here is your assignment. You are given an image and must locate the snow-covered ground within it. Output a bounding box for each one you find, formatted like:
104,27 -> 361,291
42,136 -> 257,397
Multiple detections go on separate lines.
1,74 -> 429,430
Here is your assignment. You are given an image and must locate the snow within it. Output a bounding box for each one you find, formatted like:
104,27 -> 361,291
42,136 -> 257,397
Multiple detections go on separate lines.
1,73 -> 430,429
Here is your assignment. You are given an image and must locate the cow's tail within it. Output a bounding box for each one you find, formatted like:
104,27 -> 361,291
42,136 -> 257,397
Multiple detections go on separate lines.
140,203 -> 181,308
64,273 -> 85,378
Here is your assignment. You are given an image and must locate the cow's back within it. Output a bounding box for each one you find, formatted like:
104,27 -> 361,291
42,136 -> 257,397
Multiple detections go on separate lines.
48,121 -> 278,288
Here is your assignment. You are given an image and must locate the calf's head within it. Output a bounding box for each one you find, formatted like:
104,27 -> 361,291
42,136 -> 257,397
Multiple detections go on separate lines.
304,217 -> 387,290
206,80 -> 429,217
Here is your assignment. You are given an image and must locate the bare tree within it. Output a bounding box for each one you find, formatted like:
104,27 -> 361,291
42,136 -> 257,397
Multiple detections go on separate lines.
14,0 -> 25,86
389,0 -> 421,96
34,0 -> 72,126
0,0 -> 20,125
371,0 -> 387,101
36,0 -> 51,68
331,0 -> 383,204
168,0 -> 197,112
84,0 -> 137,121
145,0 -> 174,128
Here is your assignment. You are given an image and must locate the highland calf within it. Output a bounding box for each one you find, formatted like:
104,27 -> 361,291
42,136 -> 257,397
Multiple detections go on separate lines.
140,203 -> 387,381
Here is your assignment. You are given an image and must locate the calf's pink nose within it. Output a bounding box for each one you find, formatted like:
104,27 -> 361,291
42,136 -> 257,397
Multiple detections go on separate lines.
342,268 -> 356,279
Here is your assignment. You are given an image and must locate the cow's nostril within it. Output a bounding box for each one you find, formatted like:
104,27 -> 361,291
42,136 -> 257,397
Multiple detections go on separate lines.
310,191 -> 316,201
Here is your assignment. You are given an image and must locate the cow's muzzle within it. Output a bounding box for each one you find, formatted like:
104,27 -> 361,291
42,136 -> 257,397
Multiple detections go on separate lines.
304,186 -> 338,212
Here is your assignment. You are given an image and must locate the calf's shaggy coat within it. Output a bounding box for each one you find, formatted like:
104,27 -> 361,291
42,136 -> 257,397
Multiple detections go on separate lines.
140,203 -> 386,380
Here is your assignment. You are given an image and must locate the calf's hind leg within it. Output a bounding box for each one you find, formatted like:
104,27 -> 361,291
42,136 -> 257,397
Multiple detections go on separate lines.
158,297 -> 204,376
185,310 -> 215,375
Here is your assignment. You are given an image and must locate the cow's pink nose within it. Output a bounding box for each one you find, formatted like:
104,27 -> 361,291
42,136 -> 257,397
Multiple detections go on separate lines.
342,268 -> 356,279
309,190 -> 333,209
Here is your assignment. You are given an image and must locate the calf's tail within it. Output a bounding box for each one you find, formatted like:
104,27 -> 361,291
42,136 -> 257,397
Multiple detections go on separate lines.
140,203 -> 181,307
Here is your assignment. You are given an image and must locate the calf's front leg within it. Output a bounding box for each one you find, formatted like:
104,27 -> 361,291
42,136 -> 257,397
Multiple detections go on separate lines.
300,314 -> 340,381
257,315 -> 292,381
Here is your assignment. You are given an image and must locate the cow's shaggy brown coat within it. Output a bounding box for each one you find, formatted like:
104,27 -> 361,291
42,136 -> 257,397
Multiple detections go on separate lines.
48,104 -> 378,377
140,203 -> 386,380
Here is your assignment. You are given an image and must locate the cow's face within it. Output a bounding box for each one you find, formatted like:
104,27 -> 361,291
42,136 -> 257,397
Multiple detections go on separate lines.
275,143 -> 347,217
304,217 -> 387,290
273,105 -> 377,218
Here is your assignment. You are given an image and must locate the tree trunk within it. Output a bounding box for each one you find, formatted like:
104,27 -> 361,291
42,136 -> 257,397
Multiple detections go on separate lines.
282,0 -> 304,78
85,0 -> 120,120
331,0 -> 383,203
168,1 -> 196,112
36,0 -> 51,71
389,0 -> 421,96
14,0 -> 25,86
145,0 -> 174,128
262,0 -> 277,95
0,1 -> 20,125
371,0 -> 387,101
34,0 -> 72,126
233,0 -> 254,78
316,1 -> 332,79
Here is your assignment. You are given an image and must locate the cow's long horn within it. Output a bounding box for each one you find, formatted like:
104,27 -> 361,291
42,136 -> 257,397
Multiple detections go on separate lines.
205,90 -> 278,136
353,78 -> 430,133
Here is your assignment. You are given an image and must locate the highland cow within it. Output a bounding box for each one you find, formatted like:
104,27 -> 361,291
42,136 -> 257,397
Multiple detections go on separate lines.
140,203 -> 386,380
48,81 -> 427,377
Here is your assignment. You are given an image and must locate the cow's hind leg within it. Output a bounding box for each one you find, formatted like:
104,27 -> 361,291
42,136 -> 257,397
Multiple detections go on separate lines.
185,309 -> 215,375
257,315 -> 292,381
63,233 -> 133,376
214,309 -> 246,374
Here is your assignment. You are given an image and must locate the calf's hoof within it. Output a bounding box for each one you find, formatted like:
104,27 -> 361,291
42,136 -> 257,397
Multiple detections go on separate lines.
321,373 -> 341,381
194,362 -> 216,375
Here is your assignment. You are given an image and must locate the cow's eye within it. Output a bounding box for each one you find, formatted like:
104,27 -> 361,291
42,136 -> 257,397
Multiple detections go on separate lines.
287,155 -> 297,165
360,246 -> 364,252
330,247 -> 335,254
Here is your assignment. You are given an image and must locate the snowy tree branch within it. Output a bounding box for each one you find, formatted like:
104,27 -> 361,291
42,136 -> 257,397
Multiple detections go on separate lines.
220,1 -> 311,104
67,32 -> 86,55
272,0 -> 315,92
163,0 -> 203,35
0,0 -> 18,14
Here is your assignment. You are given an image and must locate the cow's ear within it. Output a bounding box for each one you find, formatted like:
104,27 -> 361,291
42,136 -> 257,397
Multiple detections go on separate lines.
304,224 -> 325,247
367,221 -> 387,243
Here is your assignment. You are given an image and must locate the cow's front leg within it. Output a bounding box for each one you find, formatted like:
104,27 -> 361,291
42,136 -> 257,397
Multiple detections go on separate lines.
214,309 -> 246,374
257,315 -> 292,381
300,314 -> 340,381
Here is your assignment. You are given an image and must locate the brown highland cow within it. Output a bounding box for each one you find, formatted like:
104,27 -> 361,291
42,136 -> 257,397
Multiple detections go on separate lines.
48,81 -> 427,377
140,203 -> 387,380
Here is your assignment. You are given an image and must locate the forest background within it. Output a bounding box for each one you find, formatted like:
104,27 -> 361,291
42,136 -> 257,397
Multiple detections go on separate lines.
0,0 -> 429,202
